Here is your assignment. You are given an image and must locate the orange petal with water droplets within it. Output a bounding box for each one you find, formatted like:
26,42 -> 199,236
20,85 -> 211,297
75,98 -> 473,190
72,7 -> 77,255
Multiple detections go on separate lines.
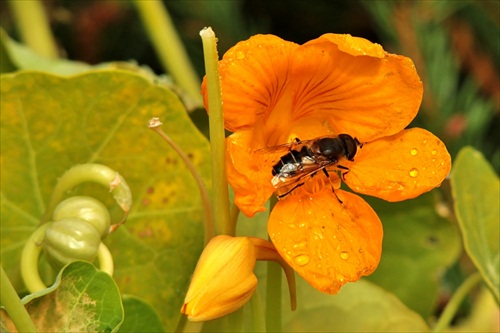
345,128 -> 451,201
202,34 -> 298,133
287,38 -> 423,142
226,130 -> 275,217
268,189 -> 382,294
312,33 -> 386,58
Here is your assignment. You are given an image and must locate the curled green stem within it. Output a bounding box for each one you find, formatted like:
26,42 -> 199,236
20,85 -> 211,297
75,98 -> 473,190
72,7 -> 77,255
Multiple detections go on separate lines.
149,118 -> 215,244
42,164 -> 132,226
21,223 -> 114,293
21,223 -> 49,293
200,27 -> 232,236
1,264 -> 38,332
96,243 -> 114,277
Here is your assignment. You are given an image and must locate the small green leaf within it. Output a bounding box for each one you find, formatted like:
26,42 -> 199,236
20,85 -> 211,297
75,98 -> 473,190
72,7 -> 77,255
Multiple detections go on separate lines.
282,277 -> 429,332
450,146 -> 500,303
118,295 -> 164,332
0,261 -> 123,332
0,28 -> 92,75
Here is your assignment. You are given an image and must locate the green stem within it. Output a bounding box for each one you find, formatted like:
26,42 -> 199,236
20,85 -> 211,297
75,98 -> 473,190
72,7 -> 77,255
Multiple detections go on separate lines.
134,0 -> 202,109
266,196 -> 282,332
96,243 -> 114,277
0,264 -> 38,332
149,119 -> 215,244
21,224 -> 114,293
8,0 -> 58,59
228,201 -> 240,236
21,223 -> 50,293
250,289 -> 266,332
42,164 -> 132,224
433,272 -> 483,332
266,261 -> 282,332
200,27 -> 232,236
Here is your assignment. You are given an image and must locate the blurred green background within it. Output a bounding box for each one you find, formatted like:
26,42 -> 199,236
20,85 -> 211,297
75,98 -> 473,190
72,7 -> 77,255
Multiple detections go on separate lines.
1,0 -> 498,171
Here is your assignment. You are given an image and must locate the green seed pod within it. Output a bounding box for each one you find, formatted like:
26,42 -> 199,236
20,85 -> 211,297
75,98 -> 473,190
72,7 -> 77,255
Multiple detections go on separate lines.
44,218 -> 101,270
53,196 -> 111,238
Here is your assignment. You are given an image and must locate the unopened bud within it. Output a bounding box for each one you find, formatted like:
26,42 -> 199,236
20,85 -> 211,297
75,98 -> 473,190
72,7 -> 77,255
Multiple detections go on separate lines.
181,235 -> 258,322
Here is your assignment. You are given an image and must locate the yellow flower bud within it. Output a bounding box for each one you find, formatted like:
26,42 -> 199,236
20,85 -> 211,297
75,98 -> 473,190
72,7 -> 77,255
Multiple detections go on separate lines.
181,235 -> 258,322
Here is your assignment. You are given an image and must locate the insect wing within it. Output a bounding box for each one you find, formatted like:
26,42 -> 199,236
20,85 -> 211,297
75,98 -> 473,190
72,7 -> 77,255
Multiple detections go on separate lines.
255,139 -> 315,167
273,162 -> 332,198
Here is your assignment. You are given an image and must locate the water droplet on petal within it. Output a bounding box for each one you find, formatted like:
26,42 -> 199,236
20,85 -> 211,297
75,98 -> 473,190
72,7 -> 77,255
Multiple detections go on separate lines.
293,254 -> 310,266
236,51 -> 245,59
410,148 -> 418,156
340,251 -> 349,260
431,149 -> 437,155
409,168 -> 419,178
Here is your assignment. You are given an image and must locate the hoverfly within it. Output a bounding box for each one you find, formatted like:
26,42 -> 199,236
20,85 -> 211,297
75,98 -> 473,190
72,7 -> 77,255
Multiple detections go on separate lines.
258,134 -> 362,199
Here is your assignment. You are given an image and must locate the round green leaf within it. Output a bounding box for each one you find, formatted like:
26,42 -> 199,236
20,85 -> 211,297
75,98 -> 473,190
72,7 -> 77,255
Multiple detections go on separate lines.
0,261 -> 123,332
118,295 -> 164,332
282,277 -> 429,332
450,146 -> 500,303
0,70 -> 209,330
365,192 -> 462,319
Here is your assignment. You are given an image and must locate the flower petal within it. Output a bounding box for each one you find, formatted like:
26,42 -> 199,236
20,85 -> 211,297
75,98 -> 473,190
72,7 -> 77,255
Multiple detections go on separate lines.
226,130 -> 275,217
344,128 -> 451,201
315,33 -> 386,58
182,235 -> 258,322
203,34 -> 298,132
268,189 -> 383,294
287,35 -> 423,141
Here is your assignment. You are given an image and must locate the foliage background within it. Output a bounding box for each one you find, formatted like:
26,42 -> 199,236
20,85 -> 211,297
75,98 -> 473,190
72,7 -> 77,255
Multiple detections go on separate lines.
1,0 -> 498,332
1,0 -> 497,169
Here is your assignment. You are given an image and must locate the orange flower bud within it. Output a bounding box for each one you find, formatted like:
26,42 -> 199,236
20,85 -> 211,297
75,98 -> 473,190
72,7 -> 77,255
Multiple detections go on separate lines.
181,235 -> 258,322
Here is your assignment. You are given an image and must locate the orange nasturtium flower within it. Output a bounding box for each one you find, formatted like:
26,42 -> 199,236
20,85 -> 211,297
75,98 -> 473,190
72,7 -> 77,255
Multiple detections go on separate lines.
202,34 -> 451,294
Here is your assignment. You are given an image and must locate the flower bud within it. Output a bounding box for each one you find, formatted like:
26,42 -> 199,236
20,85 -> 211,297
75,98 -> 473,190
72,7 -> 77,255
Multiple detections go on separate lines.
43,218 -> 101,270
53,196 -> 111,238
181,235 -> 258,322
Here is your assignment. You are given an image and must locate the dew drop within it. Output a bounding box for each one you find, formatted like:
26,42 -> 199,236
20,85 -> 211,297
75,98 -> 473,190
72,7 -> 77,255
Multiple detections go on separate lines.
409,168 -> 419,178
340,251 -> 349,260
410,148 -> 418,156
293,254 -> 310,266
431,149 -> 437,155
236,51 -> 245,59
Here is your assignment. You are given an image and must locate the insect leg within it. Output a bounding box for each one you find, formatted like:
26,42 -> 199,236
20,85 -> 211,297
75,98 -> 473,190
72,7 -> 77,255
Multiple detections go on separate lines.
322,167 -> 343,204
277,182 -> 305,199
337,164 -> 350,181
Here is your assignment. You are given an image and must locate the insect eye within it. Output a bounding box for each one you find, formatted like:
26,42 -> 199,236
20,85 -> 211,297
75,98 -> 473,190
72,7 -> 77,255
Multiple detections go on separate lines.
340,135 -> 358,160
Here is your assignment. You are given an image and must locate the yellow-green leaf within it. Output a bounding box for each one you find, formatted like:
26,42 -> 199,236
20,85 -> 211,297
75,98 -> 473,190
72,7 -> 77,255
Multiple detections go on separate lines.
365,192 -> 462,318
451,146 -> 500,303
282,277 -> 429,332
0,70 -> 210,330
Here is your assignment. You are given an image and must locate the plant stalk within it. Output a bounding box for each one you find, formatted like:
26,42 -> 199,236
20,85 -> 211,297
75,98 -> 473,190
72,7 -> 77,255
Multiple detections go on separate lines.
149,119 -> 215,244
8,0 -> 58,59
134,0 -> 202,109
1,264 -> 38,332
200,27 -> 232,236
433,272 -> 483,332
